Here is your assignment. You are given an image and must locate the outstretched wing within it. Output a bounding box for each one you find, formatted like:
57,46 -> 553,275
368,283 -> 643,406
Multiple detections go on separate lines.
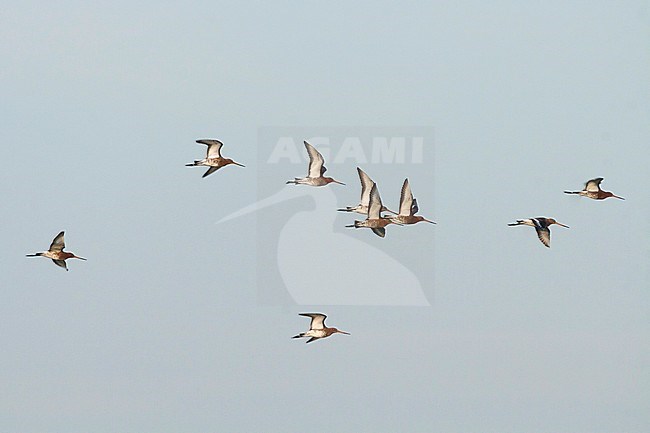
49,231 -> 65,252
368,184 -> 384,219
357,167 -> 375,207
410,198 -> 419,215
584,177 -> 603,192
304,141 -> 325,178
300,313 -> 327,330
534,226 -> 551,248
398,179 -> 414,216
197,139 -> 224,159
202,166 -> 220,178
52,259 -> 68,270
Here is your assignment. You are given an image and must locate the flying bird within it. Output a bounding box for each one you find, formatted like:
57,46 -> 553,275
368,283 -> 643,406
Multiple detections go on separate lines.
26,231 -> 86,271
564,177 -> 624,200
292,313 -> 350,343
346,183 -> 400,237
389,179 -> 436,226
286,141 -> 345,186
186,139 -> 245,178
338,167 -> 395,215
508,217 -> 569,248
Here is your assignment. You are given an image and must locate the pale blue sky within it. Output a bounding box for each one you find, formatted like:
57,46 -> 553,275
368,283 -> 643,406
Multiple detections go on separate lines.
1,2 -> 649,432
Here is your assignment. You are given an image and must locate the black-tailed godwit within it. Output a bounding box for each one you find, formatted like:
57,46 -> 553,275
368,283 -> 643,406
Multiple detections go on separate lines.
564,177 -> 624,200
292,313 -> 349,343
508,217 -> 569,248
346,183 -> 400,237
26,231 -> 86,271
338,167 -> 395,215
186,139 -> 245,178
286,141 -> 345,187
389,178 -> 436,226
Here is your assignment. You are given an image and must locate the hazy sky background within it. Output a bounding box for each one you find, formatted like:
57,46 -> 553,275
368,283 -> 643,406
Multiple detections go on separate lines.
2,1 -> 649,432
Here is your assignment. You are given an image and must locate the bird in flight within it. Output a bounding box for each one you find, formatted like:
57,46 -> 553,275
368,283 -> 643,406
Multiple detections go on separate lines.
389,178 -> 436,226
508,217 -> 569,248
286,141 -> 345,187
26,231 -> 86,271
338,167 -> 395,215
564,177 -> 624,200
292,313 -> 350,343
346,183 -> 400,237
186,139 -> 245,178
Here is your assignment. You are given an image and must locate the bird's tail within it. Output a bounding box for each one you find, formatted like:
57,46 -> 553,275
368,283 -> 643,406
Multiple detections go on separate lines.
337,207 -> 354,212
185,161 -> 199,166
26,253 -> 43,257
507,220 -> 524,226
345,220 -> 362,228
292,333 -> 304,339
563,190 -> 579,195
286,179 -> 299,185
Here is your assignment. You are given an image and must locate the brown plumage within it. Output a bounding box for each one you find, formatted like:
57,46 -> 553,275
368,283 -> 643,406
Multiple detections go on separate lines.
345,183 -> 399,237
508,217 -> 569,248
286,141 -> 345,186
292,313 -> 350,343
186,139 -> 245,178
564,177 -> 624,200
26,231 -> 86,271
338,167 -> 396,215
389,178 -> 436,226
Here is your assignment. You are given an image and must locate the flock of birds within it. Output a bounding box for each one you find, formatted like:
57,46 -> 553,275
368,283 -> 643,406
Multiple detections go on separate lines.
26,139 -> 625,343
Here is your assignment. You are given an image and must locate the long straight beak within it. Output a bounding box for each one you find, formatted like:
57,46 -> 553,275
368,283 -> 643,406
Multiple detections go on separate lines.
338,330 -> 350,335
613,194 -> 625,200
332,179 -> 345,185
74,256 -> 87,260
382,207 -> 398,215
423,218 -> 437,224
233,161 -> 245,167
556,222 -> 570,228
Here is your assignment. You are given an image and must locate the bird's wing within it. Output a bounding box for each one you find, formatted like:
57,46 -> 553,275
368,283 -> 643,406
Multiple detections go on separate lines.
585,177 -> 603,192
368,184 -> 384,219
306,337 -> 320,343
197,139 -> 224,159
535,226 -> 551,248
398,179 -> 414,216
304,141 -> 325,178
300,313 -> 326,330
202,166 -> 220,178
49,231 -> 65,252
372,227 -> 386,238
411,198 -> 419,215
357,167 -> 375,206
52,259 -> 68,270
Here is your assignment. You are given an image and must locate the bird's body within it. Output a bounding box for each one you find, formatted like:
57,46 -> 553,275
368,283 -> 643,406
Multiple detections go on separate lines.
292,313 -> 349,343
389,178 -> 436,226
338,167 -> 395,215
186,139 -> 245,178
26,231 -> 86,271
286,141 -> 345,187
508,217 -> 569,248
346,183 -> 399,237
564,177 -> 624,200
